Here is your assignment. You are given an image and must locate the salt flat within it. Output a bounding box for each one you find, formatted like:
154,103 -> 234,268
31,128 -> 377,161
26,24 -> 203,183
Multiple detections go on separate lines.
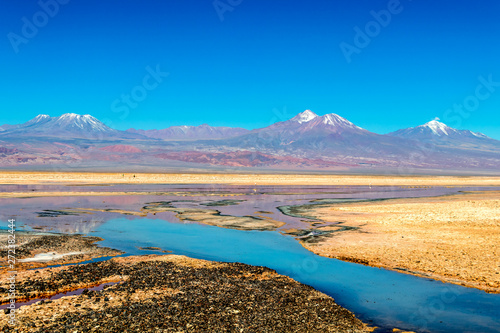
0,171 -> 500,186
300,191 -> 500,293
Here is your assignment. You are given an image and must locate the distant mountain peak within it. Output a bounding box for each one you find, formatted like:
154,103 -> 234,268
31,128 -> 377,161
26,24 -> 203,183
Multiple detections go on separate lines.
0,113 -> 142,139
419,118 -> 453,136
57,113 -> 99,122
272,111 -> 365,134
290,110 -> 318,124
388,118 -> 493,142
320,113 -> 362,129
52,113 -> 112,132
26,114 -> 52,126
34,114 -> 50,119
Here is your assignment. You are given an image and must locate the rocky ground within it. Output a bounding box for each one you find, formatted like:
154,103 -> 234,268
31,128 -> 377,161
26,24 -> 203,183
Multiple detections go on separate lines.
295,191 -> 500,293
0,233 -> 123,274
0,254 -> 372,333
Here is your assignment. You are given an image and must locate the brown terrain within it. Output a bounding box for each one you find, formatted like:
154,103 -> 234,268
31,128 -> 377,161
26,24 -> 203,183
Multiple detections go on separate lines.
0,233 -> 123,274
0,172 -> 497,331
1,172 -> 499,293
155,151 -> 353,168
0,234 -> 373,333
99,145 -> 144,154
1,171 -> 500,186
294,191 -> 500,293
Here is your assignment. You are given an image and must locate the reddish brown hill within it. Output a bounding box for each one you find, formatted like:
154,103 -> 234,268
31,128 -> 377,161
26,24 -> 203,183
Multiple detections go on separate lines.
100,145 -> 143,154
0,147 -> 18,155
155,151 -> 352,168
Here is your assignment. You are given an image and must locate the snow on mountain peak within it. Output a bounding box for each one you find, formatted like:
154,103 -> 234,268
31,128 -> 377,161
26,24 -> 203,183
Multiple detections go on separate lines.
30,114 -> 51,123
471,131 -> 489,138
59,113 -> 79,119
52,113 -> 112,132
321,113 -> 362,129
291,110 -> 318,124
23,114 -> 52,127
420,118 -> 452,136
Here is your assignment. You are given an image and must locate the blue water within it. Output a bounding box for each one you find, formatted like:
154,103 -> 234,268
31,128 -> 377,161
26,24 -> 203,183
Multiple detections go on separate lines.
94,217 -> 500,333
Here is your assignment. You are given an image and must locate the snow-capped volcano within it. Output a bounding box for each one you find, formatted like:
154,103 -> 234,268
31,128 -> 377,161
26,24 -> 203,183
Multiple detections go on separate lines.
266,110 -> 364,132
309,113 -> 364,130
51,113 -> 112,132
0,113 -> 145,139
26,114 -> 51,125
219,110 -> 386,156
388,118 -> 492,142
420,119 -> 455,136
289,110 -> 318,124
277,111 -> 366,135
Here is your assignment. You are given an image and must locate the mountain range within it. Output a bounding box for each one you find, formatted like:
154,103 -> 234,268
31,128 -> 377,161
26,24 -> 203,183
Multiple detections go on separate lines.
127,125 -> 249,140
0,111 -> 498,174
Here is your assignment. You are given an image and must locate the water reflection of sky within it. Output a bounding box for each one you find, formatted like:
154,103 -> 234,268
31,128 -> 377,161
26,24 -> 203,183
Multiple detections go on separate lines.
1,185 -> 499,332
1,184 -> 496,233
93,217 -> 500,333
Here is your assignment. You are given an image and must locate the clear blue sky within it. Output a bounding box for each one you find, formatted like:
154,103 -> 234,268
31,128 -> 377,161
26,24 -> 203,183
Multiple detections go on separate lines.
1,0 -> 499,139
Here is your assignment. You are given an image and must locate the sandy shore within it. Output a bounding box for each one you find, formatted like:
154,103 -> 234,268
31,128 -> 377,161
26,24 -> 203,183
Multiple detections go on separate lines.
1,171 -> 500,186
0,252 -> 373,332
296,191 -> 500,293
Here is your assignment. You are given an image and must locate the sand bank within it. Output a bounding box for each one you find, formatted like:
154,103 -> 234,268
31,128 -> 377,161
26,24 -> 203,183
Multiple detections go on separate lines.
297,191 -> 500,293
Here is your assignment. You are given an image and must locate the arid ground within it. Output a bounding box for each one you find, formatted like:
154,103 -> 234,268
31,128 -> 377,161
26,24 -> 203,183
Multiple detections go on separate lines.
1,172 -> 499,294
1,172 -> 498,332
0,234 -> 373,333
294,191 -> 500,293
1,171 -> 500,186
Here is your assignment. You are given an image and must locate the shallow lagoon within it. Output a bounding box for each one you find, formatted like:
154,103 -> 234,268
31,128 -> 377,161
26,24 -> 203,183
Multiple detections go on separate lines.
2,184 -> 500,332
93,217 -> 500,333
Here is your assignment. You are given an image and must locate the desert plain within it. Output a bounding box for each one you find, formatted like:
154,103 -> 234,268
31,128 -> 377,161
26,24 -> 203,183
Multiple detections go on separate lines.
1,171 -> 500,186
1,171 -> 499,332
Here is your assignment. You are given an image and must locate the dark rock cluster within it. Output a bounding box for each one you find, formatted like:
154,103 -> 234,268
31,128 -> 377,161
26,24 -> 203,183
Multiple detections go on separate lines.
0,234 -> 117,260
2,258 -> 368,332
